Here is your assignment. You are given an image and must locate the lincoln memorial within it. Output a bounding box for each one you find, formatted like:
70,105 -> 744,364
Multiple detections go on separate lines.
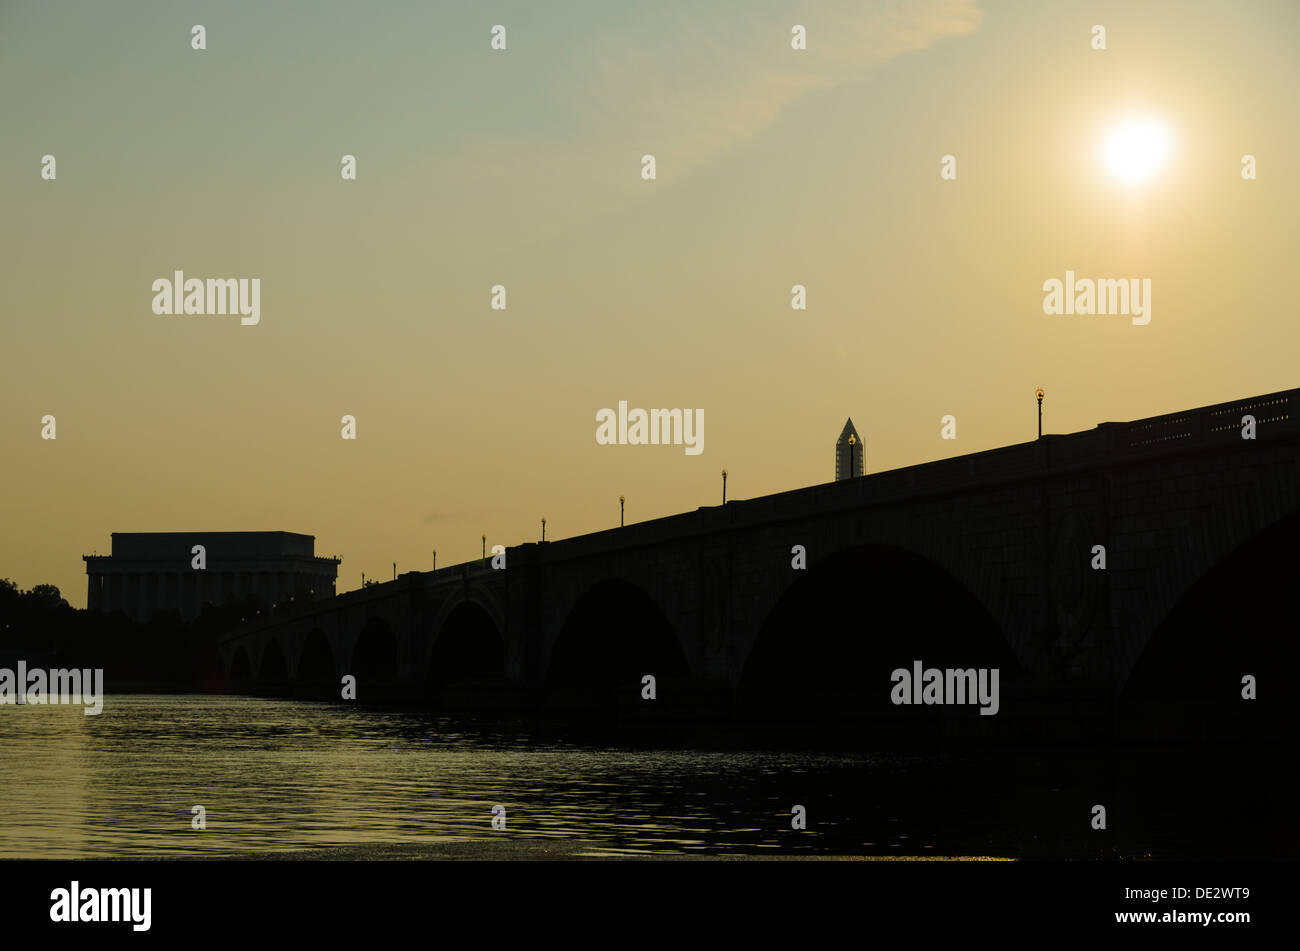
84,532 -> 340,623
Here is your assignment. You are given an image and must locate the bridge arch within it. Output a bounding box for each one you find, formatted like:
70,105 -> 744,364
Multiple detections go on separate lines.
544,577 -> 688,710
427,600 -> 505,688
229,644 -> 252,682
350,617 -> 399,684
1121,508 -> 1300,733
297,627 -> 336,686
739,541 -> 1019,720
258,638 -> 288,682
430,583 -> 507,644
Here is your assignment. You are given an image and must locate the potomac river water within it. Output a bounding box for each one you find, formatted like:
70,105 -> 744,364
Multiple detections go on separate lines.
0,695 -> 1290,860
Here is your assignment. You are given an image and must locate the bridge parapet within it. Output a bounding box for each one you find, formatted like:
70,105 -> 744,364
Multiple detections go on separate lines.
1103,390 -> 1293,456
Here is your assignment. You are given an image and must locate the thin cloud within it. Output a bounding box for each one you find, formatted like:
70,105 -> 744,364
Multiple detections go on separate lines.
441,0 -> 982,196
577,0 -> 984,172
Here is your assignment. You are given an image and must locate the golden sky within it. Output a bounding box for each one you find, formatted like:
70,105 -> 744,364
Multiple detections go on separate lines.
2,0 -> 1298,606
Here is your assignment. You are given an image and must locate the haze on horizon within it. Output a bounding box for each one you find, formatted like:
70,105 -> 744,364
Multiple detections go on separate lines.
2,0 -> 1298,607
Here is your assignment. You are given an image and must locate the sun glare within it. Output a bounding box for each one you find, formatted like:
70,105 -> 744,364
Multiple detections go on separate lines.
1103,119 -> 1173,184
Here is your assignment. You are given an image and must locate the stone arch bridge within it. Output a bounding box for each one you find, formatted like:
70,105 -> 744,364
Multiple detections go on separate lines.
217,388 -> 1299,729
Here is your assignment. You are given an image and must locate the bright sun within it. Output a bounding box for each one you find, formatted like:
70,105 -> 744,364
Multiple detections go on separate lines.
1103,119 -> 1173,184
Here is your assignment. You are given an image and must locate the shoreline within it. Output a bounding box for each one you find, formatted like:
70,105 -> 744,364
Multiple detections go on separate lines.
22,839 -> 1013,862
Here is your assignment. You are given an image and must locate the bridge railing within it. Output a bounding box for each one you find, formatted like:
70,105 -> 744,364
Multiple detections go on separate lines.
1102,391 -> 1293,457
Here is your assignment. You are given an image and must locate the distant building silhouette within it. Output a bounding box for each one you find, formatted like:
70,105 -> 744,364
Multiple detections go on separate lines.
835,418 -> 864,481
83,532 -> 339,623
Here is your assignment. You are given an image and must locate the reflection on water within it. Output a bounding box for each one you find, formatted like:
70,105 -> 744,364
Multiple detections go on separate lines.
0,696 -> 1290,859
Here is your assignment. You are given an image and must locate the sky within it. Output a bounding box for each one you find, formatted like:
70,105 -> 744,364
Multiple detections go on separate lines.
2,0 -> 1298,607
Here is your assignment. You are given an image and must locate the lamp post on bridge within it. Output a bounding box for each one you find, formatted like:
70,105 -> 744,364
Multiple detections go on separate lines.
848,432 -> 858,477
619,495 -> 625,527
1036,387 -> 1045,439
482,535 -> 486,560
722,468 -> 728,505
541,518 -> 546,542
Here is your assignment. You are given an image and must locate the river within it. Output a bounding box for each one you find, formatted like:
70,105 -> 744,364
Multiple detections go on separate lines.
0,695 -> 1289,859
